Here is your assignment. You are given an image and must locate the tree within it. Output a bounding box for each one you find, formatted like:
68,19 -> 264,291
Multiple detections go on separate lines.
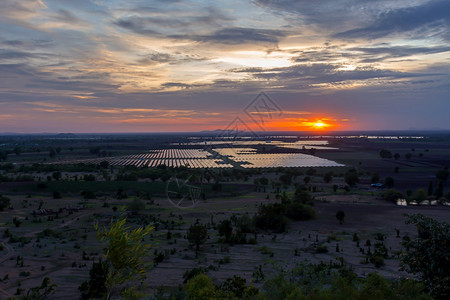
127,197 -> 145,213
293,189 -> 313,205
79,259 -> 109,299
306,168 -> 316,176
323,172 -> 333,183
405,153 -> 412,160
13,146 -> 21,156
394,153 -> 400,160
436,169 -> 449,182
427,181 -> 434,196
0,150 -> 8,161
412,189 -> 427,201
49,148 -> 56,158
379,149 -> 392,159
259,177 -> 269,187
13,217 -> 22,228
385,177 -> 395,188
22,277 -> 57,299
185,274 -> 216,300
383,189 -> 404,202
260,177 -> 269,192
303,176 -> 311,184
187,224 -> 207,251
52,171 -> 62,181
286,202 -> 315,221
279,173 -> 292,185
371,173 -> 380,184
100,160 -> 110,169
218,220 -> 233,242
336,210 -> 345,224
95,214 -> 154,299
212,182 -> 222,193
435,181 -> 444,199
0,195 -> 11,211
401,214 -> 450,299
344,171 -> 359,187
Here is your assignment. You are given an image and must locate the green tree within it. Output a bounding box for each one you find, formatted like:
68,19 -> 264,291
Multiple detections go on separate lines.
428,181 -> 434,196
127,197 -> 145,213
412,189 -> 427,201
436,169 -> 449,182
323,171 -> 333,183
185,274 -> 216,300
95,214 -> 154,299
49,148 -> 56,158
13,146 -> 21,156
293,189 -> 313,204
218,220 -> 233,243
344,171 -> 359,187
19,277 -> 57,299
79,259 -> 109,300
0,195 -> 11,211
385,176 -> 395,188
401,214 -> 450,299
379,149 -> 392,159
383,189 -> 404,202
259,177 -> 269,186
336,210 -> 345,224
371,173 -> 380,184
52,172 -> 62,181
100,160 -> 110,169
280,173 -> 293,185
187,224 -> 207,251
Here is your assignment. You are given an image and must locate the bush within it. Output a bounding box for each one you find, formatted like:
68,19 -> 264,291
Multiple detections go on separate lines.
316,244 -> 328,253
285,202 -> 315,221
254,203 -> 289,232
401,214 -> 450,299
344,171 -> 359,186
0,195 -> 11,211
185,274 -> 216,300
127,197 -> 145,212
383,189 -> 404,202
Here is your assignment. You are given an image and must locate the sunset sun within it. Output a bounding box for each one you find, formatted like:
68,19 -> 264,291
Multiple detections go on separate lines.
313,121 -> 326,128
312,120 -> 329,129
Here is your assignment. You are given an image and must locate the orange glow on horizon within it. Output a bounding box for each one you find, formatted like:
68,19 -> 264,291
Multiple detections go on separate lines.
244,116 -> 347,132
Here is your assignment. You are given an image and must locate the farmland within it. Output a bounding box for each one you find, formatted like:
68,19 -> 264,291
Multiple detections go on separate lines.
0,132 -> 449,299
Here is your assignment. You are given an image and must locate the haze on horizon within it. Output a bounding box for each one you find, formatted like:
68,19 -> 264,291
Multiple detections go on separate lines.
0,0 -> 449,133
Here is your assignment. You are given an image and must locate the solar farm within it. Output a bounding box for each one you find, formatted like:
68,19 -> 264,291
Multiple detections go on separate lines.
51,145 -> 344,169
214,148 -> 344,168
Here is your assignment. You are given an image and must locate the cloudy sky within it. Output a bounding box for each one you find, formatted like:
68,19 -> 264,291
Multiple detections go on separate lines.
0,0 -> 449,133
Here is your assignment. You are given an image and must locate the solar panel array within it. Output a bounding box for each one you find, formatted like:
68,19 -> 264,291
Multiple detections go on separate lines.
215,148 -> 344,168
108,149 -> 233,168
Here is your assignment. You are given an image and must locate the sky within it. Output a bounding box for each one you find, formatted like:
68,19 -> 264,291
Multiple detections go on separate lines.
0,0 -> 449,133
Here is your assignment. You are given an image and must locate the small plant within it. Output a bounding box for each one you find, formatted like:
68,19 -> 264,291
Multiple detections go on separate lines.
370,255 -> 385,268
316,244 -> 328,253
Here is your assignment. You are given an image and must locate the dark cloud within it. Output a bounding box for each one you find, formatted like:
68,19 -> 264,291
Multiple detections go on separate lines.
172,27 -> 286,45
0,63 -> 118,96
114,17 -> 160,36
335,0 -> 450,39
114,6 -> 232,37
289,44 -> 450,64
348,45 -> 450,62
51,9 -> 83,24
234,63 -> 421,85
161,82 -> 193,89
0,49 -> 35,59
137,52 -> 172,64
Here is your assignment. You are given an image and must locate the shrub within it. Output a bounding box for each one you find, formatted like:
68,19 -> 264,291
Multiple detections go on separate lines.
316,244 -> 328,253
